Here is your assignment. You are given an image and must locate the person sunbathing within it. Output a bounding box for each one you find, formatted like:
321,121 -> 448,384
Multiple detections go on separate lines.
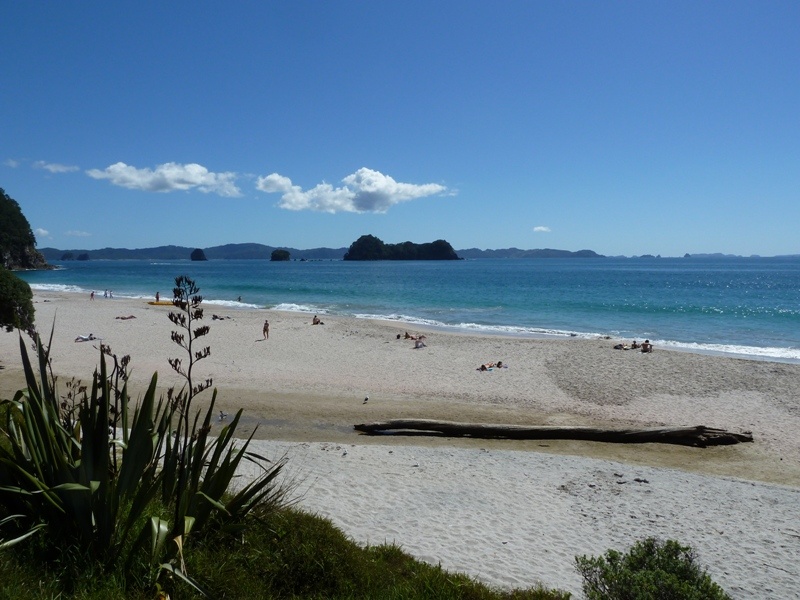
641,340 -> 653,353
477,360 -> 506,371
74,334 -> 97,342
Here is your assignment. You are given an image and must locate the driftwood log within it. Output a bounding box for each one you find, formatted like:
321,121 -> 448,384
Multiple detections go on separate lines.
353,419 -> 753,448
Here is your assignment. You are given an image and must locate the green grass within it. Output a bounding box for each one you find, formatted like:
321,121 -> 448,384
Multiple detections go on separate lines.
0,504 -> 569,599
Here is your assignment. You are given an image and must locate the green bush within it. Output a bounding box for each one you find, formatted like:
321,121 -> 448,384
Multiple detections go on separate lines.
0,265 -> 34,332
575,537 -> 731,600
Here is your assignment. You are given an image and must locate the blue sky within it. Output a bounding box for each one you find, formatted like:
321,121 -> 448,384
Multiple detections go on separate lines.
2,1 -> 798,257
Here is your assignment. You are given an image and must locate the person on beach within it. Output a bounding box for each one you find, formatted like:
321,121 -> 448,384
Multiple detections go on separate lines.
263,319 -> 269,339
90,291 -> 95,300
155,291 -> 160,302
477,361 -> 505,371
641,340 -> 653,353
631,340 -> 640,349
312,315 -> 323,325
414,338 -> 426,349
75,334 -> 97,342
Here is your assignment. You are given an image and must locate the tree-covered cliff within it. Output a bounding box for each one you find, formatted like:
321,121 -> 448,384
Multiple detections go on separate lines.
0,188 -> 48,270
343,235 -> 460,260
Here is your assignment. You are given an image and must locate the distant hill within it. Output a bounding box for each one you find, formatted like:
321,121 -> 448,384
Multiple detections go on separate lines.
39,244 -> 348,261
457,247 -> 603,259
39,242 -> 608,261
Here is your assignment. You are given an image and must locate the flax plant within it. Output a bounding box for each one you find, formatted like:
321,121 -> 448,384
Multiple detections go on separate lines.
0,277 -> 287,596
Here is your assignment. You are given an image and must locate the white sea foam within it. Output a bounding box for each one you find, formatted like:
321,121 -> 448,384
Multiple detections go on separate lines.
272,302 -> 329,314
29,283 -> 87,293
353,311 -> 800,362
655,339 -> 800,363
204,299 -> 262,309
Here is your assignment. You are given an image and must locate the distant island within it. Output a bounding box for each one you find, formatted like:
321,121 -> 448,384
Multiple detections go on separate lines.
343,235 -> 460,260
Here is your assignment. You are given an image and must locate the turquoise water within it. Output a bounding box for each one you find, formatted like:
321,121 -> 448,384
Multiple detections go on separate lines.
16,257 -> 800,362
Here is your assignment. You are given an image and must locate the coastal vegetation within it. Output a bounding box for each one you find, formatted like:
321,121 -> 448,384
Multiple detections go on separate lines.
576,538 -> 731,599
0,187 -> 48,270
190,248 -> 208,261
0,265 -> 34,332
343,234 -> 460,260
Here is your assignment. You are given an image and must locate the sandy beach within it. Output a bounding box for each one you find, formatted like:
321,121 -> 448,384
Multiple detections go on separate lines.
2,292 -> 799,597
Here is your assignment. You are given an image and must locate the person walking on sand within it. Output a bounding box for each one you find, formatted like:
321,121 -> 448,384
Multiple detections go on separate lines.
263,319 -> 269,339
155,291 -> 160,302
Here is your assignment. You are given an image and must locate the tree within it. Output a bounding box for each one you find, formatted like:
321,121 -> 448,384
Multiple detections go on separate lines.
271,248 -> 291,261
0,266 -> 34,332
0,188 -> 47,270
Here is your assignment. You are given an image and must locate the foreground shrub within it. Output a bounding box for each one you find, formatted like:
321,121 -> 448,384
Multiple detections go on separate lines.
575,537 -> 731,600
0,265 -> 34,332
0,276 -> 287,596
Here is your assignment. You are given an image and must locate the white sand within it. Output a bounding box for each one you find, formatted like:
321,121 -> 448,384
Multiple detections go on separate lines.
2,292 -> 800,597
238,440 -> 800,598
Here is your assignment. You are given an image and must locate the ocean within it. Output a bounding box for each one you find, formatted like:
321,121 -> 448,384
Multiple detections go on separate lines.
16,257 -> 800,363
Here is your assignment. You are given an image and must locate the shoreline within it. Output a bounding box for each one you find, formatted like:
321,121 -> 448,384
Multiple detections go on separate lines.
25,281 -> 800,364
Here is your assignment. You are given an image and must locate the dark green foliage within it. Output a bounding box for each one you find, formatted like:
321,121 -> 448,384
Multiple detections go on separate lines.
0,265 -> 34,332
270,248 -> 291,261
344,234 -> 460,260
61,251 -> 75,260
0,503 -> 570,599
575,538 -> 731,600
0,188 -> 48,270
190,248 -> 208,261
78,252 -> 90,261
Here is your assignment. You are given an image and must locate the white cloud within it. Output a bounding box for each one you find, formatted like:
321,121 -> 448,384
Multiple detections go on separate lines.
4,159 -> 20,168
86,162 -> 241,197
533,226 -> 551,233
35,228 -> 50,238
65,230 -> 91,237
256,167 -> 448,213
34,160 -> 79,173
